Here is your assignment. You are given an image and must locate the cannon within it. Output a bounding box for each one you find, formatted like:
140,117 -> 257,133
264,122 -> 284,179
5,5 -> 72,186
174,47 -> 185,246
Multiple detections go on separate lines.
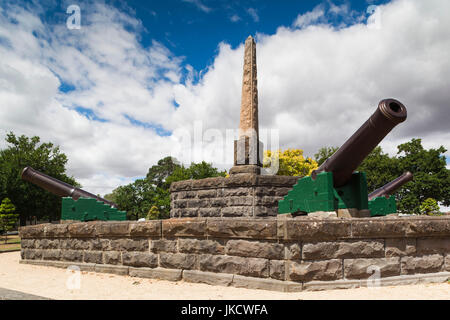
368,171 -> 413,201
368,171 -> 413,216
279,99 -> 408,217
21,166 -> 126,221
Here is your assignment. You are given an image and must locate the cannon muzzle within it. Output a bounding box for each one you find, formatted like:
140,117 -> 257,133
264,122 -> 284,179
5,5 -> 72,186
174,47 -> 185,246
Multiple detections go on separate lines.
311,98 -> 407,187
21,166 -> 118,208
368,171 -> 413,201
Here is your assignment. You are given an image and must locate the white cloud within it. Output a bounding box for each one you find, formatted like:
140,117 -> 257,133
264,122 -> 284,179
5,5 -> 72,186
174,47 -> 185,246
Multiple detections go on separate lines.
1,0 -> 449,198
247,8 -> 259,22
293,5 -> 325,28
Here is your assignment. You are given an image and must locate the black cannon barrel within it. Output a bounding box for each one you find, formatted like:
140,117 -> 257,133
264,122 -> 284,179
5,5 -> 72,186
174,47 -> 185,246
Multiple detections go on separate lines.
311,98 -> 407,187
21,166 -> 118,208
368,171 -> 413,201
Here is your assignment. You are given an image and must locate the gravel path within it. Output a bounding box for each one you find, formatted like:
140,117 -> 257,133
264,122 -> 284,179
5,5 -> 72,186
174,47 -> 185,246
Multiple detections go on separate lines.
0,252 -> 449,300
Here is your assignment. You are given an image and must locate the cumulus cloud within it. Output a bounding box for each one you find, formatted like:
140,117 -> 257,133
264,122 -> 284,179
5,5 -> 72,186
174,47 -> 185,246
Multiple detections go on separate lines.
0,0 -> 449,199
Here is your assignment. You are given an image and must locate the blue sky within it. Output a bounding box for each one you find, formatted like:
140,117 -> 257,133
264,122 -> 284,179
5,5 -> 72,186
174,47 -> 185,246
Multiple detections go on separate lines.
0,0 -> 449,197
35,0 -> 390,72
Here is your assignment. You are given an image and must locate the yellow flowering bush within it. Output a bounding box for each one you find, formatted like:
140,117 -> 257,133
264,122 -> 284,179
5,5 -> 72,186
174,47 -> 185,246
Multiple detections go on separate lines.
263,149 -> 318,177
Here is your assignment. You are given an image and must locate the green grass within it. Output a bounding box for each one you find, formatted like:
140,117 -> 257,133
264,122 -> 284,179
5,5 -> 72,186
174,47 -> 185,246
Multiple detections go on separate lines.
0,235 -> 21,252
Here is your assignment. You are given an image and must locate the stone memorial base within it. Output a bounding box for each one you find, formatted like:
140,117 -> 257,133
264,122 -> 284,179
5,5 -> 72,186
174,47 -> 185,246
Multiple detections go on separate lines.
19,216 -> 450,292
170,173 -> 299,218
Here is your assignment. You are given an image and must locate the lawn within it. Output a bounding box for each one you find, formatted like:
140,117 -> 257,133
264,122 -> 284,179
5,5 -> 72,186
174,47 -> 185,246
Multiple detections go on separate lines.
0,235 -> 21,253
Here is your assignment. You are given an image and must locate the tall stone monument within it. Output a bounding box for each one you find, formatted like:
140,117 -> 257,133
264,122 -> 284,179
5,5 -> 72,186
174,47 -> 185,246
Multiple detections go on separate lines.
230,36 -> 263,175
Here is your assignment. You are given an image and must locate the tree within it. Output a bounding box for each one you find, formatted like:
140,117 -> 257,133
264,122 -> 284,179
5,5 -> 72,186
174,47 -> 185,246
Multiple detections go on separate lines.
106,159 -> 226,220
314,146 -> 338,166
0,198 -> 19,243
0,132 -> 77,225
395,139 -> 450,213
264,149 -> 318,177
357,146 -> 400,192
419,198 -> 440,215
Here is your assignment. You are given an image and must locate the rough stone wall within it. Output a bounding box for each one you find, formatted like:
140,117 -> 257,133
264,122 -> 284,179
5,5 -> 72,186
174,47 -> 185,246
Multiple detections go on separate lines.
170,174 -> 299,218
19,216 -> 450,292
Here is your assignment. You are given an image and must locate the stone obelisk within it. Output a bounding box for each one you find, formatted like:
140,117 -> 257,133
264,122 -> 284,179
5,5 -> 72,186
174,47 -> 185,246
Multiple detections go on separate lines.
231,35 -> 263,175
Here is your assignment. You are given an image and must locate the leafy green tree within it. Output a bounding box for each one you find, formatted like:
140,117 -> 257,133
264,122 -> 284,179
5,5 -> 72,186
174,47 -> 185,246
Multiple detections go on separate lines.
0,132 -> 77,225
419,198 -> 440,215
314,146 -> 338,166
0,198 -> 19,243
107,159 -> 226,220
395,139 -> 449,213
357,146 -> 400,192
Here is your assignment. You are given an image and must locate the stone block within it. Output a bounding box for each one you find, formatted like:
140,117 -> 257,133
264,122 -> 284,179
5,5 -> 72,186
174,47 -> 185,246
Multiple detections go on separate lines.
406,217 -> 450,237
95,222 -> 130,237
19,224 -> 47,239
344,257 -> 401,279
197,190 -> 217,198
129,267 -> 182,281
254,206 -> 278,217
226,239 -> 284,259
20,239 -> 35,249
84,251 -> 103,264
416,238 -> 450,255
199,254 -> 269,278
269,260 -> 285,280
89,238 -> 111,251
226,196 -> 253,206
232,275 -> 292,292
129,221 -> 161,237
220,188 -> 252,197
169,180 -> 193,192
207,218 -> 277,240
21,249 -> 43,260
159,252 -> 197,270
210,198 -> 227,207
351,219 -> 407,238
44,224 -> 69,238
110,239 -> 149,251
94,264 -> 129,276
68,222 -> 97,237
178,239 -> 224,255
223,174 -> 257,187
42,249 -> 61,261
385,238 -> 416,257
283,219 -> 351,241
183,270 -> 233,286
285,243 -> 301,260
198,208 -> 221,217
103,251 -> 121,265
302,240 -> 384,260
192,177 -> 225,189
61,250 -> 83,262
122,252 -> 158,268
288,260 -> 342,282
150,239 -> 177,253
162,218 -> 206,237
222,206 -> 253,217
401,254 -> 444,275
